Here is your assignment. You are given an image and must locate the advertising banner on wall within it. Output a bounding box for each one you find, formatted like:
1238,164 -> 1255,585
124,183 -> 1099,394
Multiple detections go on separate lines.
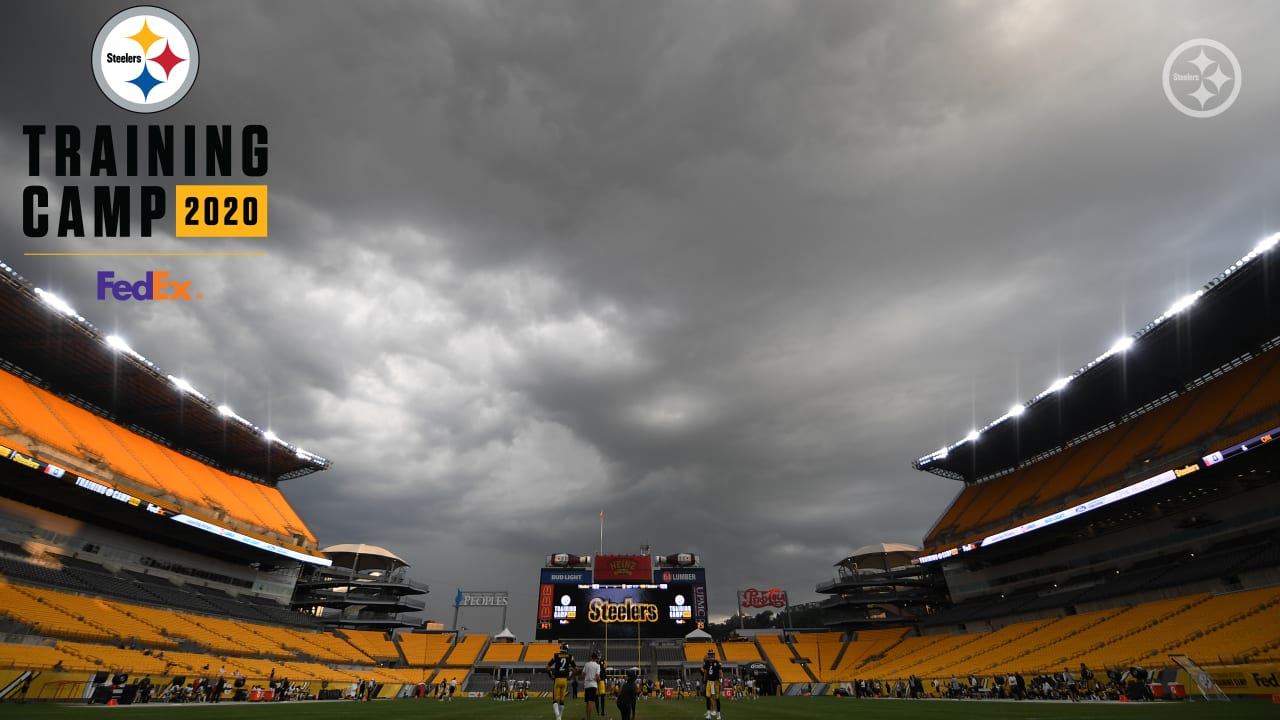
593,554 -> 652,583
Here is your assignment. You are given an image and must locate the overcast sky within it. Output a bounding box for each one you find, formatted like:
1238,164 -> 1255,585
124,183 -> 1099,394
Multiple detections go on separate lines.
4,1 -> 1280,637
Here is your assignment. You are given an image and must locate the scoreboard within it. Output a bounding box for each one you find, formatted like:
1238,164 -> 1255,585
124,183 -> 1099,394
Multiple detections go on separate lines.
535,562 -> 708,640
536,583 -> 707,640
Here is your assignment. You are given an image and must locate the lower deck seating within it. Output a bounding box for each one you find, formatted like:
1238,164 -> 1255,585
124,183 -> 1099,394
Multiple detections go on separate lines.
2,570 -> 1278,699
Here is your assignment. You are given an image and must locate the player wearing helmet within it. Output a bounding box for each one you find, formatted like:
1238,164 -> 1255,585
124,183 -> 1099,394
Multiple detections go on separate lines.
701,649 -> 723,719
547,644 -> 577,720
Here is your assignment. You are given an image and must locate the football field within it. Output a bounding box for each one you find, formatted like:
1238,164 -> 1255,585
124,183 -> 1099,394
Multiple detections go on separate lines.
4,695 -> 1277,720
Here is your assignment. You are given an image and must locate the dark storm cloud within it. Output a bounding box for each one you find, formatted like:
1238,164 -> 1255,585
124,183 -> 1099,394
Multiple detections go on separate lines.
4,0 -> 1280,633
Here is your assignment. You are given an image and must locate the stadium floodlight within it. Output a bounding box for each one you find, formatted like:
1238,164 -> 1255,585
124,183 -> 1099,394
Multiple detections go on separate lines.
263,430 -> 279,443
917,446 -> 950,466
1254,232 -> 1280,255
1107,337 -> 1134,355
212,402 -> 269,433
216,404 -> 252,426
964,429 -> 980,443
1045,376 -> 1072,393
34,288 -> 81,320
1007,403 -> 1025,418
104,333 -> 154,366
165,375 -> 209,402
105,334 -> 140,357
1164,291 -> 1201,317
295,447 -> 325,463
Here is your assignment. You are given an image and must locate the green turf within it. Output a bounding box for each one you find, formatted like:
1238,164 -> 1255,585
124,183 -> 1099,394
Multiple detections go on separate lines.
3,695 -> 1277,720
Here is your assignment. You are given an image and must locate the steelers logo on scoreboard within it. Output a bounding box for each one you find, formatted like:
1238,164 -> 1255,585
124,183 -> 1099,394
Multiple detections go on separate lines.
92,6 -> 199,113
669,594 -> 692,621
554,595 -> 577,620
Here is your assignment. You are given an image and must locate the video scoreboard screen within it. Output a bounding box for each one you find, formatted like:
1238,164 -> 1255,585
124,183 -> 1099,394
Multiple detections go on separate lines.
535,582 -> 707,640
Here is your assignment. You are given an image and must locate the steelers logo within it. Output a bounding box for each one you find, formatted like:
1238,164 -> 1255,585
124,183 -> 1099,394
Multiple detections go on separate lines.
92,6 -> 199,113
1162,38 -> 1240,119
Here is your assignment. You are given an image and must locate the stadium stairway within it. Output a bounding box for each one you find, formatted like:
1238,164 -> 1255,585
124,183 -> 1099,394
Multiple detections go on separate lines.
829,628 -> 909,677
757,634 -> 819,684
827,637 -> 850,670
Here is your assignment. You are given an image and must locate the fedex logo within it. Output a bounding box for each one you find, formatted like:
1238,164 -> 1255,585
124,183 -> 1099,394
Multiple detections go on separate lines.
96,271 -> 201,301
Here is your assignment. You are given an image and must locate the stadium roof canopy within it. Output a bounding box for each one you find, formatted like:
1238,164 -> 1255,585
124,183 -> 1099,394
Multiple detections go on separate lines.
0,262 -> 329,483
914,234 -> 1280,483
322,543 -> 406,564
836,543 -> 920,570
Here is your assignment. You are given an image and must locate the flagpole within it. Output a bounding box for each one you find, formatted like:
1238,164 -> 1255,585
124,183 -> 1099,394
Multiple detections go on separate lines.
598,511 -> 606,686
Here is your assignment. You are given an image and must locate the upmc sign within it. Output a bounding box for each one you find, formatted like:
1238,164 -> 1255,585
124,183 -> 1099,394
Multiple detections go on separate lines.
740,587 -> 787,609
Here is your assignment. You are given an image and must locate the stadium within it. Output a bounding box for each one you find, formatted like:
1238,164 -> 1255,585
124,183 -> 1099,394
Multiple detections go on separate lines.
0,234 -> 1278,714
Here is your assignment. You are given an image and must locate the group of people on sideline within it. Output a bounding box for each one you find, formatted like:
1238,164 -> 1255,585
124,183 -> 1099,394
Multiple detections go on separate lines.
836,663 -> 1166,701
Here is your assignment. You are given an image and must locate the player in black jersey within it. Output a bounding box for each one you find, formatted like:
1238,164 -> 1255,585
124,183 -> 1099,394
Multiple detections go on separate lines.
547,643 -> 577,720
616,667 -> 638,720
701,649 -> 723,719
